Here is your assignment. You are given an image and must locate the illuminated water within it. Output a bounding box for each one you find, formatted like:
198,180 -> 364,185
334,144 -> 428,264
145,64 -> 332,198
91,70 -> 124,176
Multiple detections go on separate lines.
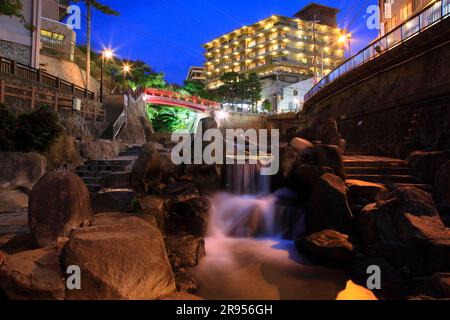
190,163 -> 376,300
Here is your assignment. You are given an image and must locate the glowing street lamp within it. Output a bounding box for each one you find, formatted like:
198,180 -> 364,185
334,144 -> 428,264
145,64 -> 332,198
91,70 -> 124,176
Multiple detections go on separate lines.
122,63 -> 131,93
100,49 -> 114,103
321,35 -> 347,79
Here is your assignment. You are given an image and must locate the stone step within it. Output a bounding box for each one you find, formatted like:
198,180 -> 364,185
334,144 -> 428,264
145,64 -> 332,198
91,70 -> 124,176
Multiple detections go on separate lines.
346,174 -> 420,184
87,184 -> 102,193
81,177 -> 102,186
76,165 -> 130,172
386,183 -> 433,193
85,160 -> 133,166
344,160 -> 407,168
119,151 -> 140,157
76,170 -> 112,178
345,166 -> 414,175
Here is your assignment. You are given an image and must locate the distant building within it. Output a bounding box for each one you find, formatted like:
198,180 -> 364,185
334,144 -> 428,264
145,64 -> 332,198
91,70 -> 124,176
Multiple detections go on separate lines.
278,77 -> 315,113
379,0 -> 440,35
202,3 -> 345,112
186,66 -> 206,82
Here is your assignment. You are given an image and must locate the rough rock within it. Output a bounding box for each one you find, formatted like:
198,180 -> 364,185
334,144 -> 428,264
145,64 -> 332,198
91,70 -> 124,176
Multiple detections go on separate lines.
196,117 -> 218,133
0,190 -> 28,213
92,212 -> 158,229
357,187 -> 450,275
289,137 -> 314,160
46,134 -> 82,171
406,150 -> 450,184
92,188 -> 137,213
319,118 -> 345,152
0,247 -> 65,300
295,229 -> 355,267
314,145 -> 346,180
346,179 -> 389,204
100,172 -> 131,189
280,146 -> 300,179
131,142 -> 161,195
307,173 -> 353,234
157,292 -> 203,300
170,198 -> 210,237
61,216 -> 176,300
79,139 -> 119,160
351,257 -> 410,300
0,233 -> 38,255
29,172 -> 93,247
166,234 -> 206,268
160,153 -> 183,184
0,152 -> 46,191
165,181 -> 200,204
412,273 -> 450,299
136,195 -> 166,231
293,165 -> 333,192
0,250 -> 6,266
185,164 -> 221,195
435,161 -> 450,206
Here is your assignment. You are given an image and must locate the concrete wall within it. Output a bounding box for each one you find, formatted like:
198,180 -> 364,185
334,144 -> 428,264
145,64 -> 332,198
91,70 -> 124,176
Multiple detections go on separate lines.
221,112 -> 267,130
39,55 -> 101,94
301,29 -> 450,158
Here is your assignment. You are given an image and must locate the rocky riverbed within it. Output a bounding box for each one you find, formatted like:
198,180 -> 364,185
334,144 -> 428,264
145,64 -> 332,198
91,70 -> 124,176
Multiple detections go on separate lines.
0,117 -> 449,300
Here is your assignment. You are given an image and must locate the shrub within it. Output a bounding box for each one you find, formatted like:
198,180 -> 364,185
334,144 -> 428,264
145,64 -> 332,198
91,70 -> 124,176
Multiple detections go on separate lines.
15,105 -> 62,152
0,104 -> 17,151
147,105 -> 195,133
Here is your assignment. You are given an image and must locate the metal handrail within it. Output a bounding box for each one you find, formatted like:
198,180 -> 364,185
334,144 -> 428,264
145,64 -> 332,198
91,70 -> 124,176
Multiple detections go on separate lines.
304,0 -> 450,102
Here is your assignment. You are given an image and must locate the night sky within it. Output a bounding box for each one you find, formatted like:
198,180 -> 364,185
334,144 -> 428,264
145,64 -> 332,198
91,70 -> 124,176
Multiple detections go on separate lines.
74,0 -> 379,84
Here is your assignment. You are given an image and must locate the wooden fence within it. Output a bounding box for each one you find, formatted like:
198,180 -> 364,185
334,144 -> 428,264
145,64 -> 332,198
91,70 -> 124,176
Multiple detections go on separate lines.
0,56 -> 105,121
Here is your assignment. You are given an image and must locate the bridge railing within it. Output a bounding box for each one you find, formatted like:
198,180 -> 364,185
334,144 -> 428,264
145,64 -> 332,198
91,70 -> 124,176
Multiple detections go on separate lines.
304,0 -> 449,102
144,88 -> 221,109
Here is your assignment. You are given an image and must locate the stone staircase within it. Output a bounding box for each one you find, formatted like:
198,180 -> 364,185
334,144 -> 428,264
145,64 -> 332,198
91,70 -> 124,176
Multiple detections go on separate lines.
343,155 -> 433,192
76,145 -> 142,193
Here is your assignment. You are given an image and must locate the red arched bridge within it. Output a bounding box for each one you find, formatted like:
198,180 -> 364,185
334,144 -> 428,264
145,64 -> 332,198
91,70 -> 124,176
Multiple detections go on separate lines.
143,88 -> 221,112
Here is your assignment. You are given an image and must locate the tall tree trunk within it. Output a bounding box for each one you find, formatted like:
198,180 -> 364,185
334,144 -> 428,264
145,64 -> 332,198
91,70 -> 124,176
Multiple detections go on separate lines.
85,3 -> 91,92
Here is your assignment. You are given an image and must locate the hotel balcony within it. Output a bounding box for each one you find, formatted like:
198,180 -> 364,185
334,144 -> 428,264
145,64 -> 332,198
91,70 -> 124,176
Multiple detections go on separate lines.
40,17 -> 76,61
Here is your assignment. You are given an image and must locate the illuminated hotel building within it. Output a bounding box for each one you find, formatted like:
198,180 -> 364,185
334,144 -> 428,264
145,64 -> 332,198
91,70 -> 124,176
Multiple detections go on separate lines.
203,4 -> 346,91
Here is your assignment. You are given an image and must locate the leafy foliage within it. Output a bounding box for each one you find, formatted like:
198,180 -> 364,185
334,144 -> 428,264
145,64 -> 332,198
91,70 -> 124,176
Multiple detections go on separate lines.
147,106 -> 196,133
214,72 -> 262,108
262,99 -> 273,112
0,0 -> 34,30
15,106 -> 62,152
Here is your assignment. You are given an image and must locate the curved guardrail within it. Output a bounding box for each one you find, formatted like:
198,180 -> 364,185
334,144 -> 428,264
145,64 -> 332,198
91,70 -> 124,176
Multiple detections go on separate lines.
304,0 -> 450,102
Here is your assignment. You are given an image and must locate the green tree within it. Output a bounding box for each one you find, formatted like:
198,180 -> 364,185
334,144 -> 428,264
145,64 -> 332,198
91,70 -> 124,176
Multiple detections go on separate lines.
73,0 -> 119,91
147,106 -> 195,133
218,72 -> 243,106
0,0 -> 34,30
244,73 -> 262,112
262,99 -> 273,112
183,80 -> 206,98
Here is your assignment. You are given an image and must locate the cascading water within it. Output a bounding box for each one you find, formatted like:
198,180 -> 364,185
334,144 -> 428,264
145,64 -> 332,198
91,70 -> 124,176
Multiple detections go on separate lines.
191,148 -> 376,300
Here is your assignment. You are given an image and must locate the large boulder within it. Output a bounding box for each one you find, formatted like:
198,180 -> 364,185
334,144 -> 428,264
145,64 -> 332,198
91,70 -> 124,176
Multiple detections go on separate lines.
280,145 -> 300,180
92,212 -> 158,229
136,195 -> 166,231
0,247 -> 65,300
0,234 -> 37,255
158,292 -> 203,300
0,190 -> 28,213
289,138 -> 314,160
406,151 -> 450,184
46,134 -> 82,171
346,179 -> 389,204
165,181 -> 200,205
91,188 -> 137,213
293,165 -> 333,192
0,152 -> 46,191
307,173 -> 353,234
435,161 -> 450,206
314,145 -> 346,180
61,216 -> 176,300
29,172 -> 93,247
319,118 -> 345,152
295,229 -> 355,267
169,198 -> 211,236
412,273 -> 450,299
160,153 -> 183,184
196,117 -> 218,134
357,187 -> 450,275
185,164 -> 221,195
78,139 -> 119,160
131,142 -> 161,195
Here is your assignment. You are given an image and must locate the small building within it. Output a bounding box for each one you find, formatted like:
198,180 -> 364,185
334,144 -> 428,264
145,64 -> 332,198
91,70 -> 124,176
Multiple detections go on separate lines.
186,66 -> 206,83
278,77 -> 316,113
